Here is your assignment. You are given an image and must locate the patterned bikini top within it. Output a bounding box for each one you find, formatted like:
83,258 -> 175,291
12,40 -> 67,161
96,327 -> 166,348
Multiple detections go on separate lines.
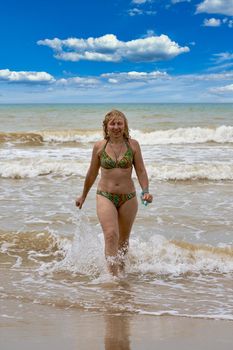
100,140 -> 134,169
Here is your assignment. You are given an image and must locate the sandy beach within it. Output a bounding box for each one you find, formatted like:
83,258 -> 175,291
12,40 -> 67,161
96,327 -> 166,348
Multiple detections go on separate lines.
1,299 -> 233,350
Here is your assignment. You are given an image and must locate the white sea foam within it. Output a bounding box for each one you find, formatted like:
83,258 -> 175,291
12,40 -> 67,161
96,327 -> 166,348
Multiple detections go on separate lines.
2,217 -> 233,320
40,130 -> 101,143
128,235 -> 233,275
131,125 -> 233,145
147,162 -> 233,181
33,215 -> 233,277
2,125 -> 233,145
0,159 -> 88,178
37,125 -> 233,145
3,224 -> 233,277
138,310 -> 233,321
1,158 -> 233,180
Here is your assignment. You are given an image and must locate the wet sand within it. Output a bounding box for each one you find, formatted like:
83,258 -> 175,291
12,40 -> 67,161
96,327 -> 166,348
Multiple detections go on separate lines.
0,300 -> 232,350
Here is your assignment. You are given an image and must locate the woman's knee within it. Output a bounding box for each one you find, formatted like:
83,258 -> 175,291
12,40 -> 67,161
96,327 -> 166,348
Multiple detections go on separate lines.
104,229 -> 119,246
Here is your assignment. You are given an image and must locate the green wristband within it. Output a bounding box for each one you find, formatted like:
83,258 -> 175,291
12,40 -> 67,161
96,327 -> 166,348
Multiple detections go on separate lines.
141,188 -> 149,195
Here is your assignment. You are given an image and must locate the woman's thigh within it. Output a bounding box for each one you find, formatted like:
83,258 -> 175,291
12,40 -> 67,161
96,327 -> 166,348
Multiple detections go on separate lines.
96,194 -> 119,234
118,196 -> 138,240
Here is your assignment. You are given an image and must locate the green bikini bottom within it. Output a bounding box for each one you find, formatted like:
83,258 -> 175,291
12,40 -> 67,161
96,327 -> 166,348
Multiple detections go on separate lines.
97,190 -> 136,209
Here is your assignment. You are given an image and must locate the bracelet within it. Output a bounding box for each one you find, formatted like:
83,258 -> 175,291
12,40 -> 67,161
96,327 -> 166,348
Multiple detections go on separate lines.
141,189 -> 149,206
141,188 -> 149,195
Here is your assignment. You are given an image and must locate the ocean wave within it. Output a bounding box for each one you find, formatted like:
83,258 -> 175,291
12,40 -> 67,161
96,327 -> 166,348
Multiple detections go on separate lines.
0,159 -> 87,178
0,130 -> 100,144
40,130 -> 101,143
128,236 -> 233,275
0,230 -> 63,267
1,125 -> 233,145
0,132 -> 43,144
1,159 -> 233,180
147,162 -> 233,181
138,311 -> 233,321
132,125 -> 233,145
1,228 -> 233,275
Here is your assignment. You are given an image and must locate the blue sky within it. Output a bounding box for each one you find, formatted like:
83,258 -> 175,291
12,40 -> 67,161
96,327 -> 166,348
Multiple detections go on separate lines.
1,0 -> 233,103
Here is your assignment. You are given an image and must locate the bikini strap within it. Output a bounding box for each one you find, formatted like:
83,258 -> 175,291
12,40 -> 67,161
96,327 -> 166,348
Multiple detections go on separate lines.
103,140 -> 109,151
125,139 -> 133,152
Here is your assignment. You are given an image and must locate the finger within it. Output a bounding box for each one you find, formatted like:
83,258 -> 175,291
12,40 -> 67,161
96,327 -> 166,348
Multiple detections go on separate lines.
143,194 -> 150,200
144,194 -> 152,202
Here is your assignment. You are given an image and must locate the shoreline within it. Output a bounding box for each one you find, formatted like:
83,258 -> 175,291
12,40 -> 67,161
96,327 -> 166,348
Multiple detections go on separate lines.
1,300 -> 232,350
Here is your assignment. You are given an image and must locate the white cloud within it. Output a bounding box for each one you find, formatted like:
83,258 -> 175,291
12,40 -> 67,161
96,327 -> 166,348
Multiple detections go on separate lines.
207,62 -> 233,72
0,69 -> 55,83
171,0 -> 191,3
2,69 -> 233,103
144,30 -> 156,37
129,0 -> 156,15
56,76 -> 100,86
102,70 -> 169,83
210,83 -> 233,93
208,51 -> 233,71
108,78 -> 118,84
103,70 -> 233,85
220,17 -> 233,27
203,17 -> 221,26
38,34 -> 189,63
132,0 -> 151,4
190,72 -> 233,80
128,8 -> 144,16
213,52 -> 233,63
128,8 -> 156,16
0,69 -> 100,87
196,0 -> 233,16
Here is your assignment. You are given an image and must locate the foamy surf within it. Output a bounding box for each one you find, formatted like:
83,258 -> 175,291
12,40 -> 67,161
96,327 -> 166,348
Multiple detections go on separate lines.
1,216 -> 233,321
1,125 -> 233,145
138,310 -> 233,321
40,125 -> 233,145
1,226 -> 233,276
1,159 -> 233,180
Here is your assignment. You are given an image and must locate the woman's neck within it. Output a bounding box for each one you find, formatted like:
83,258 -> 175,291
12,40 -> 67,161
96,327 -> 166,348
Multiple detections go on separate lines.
108,137 -> 124,144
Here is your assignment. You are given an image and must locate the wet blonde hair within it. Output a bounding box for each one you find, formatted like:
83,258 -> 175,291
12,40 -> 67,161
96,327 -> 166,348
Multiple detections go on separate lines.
103,110 -> 130,140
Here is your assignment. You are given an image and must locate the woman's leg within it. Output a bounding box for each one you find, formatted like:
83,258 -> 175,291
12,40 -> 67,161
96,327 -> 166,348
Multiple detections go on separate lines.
96,194 -> 119,276
118,196 -> 138,273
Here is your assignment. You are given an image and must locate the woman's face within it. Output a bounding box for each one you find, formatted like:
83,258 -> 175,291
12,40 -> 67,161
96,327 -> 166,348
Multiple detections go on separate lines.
107,117 -> 125,139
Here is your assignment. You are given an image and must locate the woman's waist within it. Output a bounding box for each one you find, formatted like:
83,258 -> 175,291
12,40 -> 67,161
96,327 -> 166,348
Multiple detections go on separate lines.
97,178 -> 135,194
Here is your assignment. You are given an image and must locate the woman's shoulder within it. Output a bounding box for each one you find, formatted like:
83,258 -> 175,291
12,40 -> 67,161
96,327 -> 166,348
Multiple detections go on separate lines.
128,138 -> 140,150
93,140 -> 106,154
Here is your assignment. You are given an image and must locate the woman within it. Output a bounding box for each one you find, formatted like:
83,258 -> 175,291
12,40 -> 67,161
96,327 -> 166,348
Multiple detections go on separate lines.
76,110 -> 153,276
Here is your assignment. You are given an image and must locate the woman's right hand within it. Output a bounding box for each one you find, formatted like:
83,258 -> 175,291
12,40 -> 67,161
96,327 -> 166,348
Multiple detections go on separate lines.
75,196 -> 85,209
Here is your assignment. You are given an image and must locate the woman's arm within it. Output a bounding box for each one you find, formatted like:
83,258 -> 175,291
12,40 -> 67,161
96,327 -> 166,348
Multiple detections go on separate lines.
131,139 -> 153,203
76,142 -> 101,209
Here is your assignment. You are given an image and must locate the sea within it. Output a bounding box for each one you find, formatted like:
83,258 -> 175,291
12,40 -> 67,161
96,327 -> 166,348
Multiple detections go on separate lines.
0,103 -> 233,321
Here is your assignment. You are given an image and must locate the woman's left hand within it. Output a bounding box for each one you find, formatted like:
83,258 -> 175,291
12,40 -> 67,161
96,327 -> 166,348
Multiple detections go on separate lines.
142,192 -> 153,204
